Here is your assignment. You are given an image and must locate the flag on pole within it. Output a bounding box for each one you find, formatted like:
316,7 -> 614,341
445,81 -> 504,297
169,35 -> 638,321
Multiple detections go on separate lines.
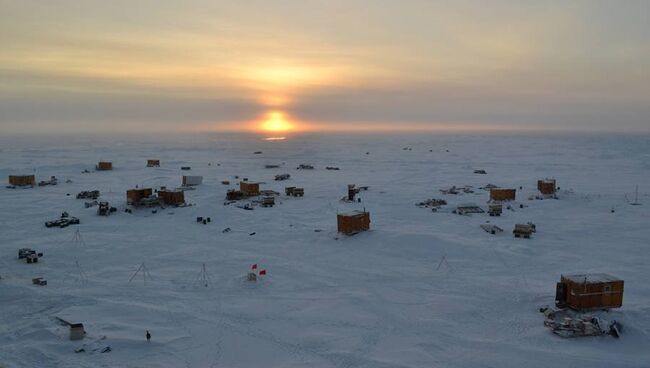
251,264 -> 258,270
259,269 -> 266,276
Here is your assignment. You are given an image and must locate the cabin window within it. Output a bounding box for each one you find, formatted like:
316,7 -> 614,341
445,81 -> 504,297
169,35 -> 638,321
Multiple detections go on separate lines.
604,286 -> 611,293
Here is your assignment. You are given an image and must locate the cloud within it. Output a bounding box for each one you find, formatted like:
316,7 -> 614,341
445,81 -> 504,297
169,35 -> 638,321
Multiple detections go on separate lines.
1,0 -> 649,133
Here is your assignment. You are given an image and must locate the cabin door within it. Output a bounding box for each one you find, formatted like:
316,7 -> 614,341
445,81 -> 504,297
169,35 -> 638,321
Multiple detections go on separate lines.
601,285 -> 612,307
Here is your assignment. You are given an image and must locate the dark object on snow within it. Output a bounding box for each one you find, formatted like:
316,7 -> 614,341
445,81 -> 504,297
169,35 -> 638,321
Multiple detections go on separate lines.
70,323 -> 86,341
45,215 -> 80,228
97,202 -> 115,216
326,166 -> 340,170
181,166 -> 191,170
77,190 -> 100,200
473,170 -> 487,174
286,187 -> 304,197
222,227 -> 231,233
197,216 -> 203,222
296,164 -> 314,170
541,307 -> 623,338
454,204 -> 484,215
32,277 -> 47,285
275,173 -> 291,181
416,199 -> 447,208
96,161 -> 112,171
253,151 -> 262,154
249,232 -> 256,236
488,204 -> 502,216
261,196 -> 275,207
38,176 -> 58,186
348,184 -> 356,201
227,190 -> 244,200
513,223 -> 534,238
480,224 -> 503,234
146,330 -> 151,342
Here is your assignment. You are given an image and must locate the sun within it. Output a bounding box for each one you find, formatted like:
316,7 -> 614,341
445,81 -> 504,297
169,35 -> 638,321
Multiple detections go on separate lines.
260,111 -> 294,132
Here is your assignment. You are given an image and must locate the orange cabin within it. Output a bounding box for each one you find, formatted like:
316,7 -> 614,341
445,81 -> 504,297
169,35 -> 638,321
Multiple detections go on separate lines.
8,175 -> 35,186
538,179 -> 556,195
158,190 -> 185,205
240,181 -> 260,196
96,161 -> 113,171
337,210 -> 371,235
556,273 -> 624,310
126,188 -> 153,205
490,188 -> 516,201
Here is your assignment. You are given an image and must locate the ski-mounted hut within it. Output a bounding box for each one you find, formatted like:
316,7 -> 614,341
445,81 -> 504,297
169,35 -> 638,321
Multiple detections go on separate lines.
8,175 -> 35,187
538,178 -> 557,195
337,210 -> 370,235
158,189 -> 185,205
240,181 -> 260,196
490,188 -> 516,201
555,273 -> 624,310
147,159 -> 160,167
96,161 -> 113,171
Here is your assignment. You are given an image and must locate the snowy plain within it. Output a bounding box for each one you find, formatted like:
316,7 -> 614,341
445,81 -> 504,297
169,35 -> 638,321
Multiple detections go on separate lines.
0,132 -> 649,368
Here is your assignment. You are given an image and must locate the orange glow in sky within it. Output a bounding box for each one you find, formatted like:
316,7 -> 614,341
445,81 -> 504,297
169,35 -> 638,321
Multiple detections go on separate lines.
259,111 -> 295,132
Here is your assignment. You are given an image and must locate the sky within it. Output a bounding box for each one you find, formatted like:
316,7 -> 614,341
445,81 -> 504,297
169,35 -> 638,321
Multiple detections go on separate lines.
1,0 -> 649,134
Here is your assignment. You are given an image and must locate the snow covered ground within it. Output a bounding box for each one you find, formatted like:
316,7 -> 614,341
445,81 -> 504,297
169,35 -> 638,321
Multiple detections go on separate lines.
1,132 -> 649,368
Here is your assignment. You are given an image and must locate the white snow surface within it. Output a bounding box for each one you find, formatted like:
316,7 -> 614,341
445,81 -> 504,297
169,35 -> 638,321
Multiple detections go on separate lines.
1,133 -> 649,367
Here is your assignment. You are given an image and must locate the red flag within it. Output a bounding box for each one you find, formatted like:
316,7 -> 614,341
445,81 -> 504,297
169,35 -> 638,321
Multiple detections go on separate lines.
251,264 -> 257,270
259,269 -> 266,276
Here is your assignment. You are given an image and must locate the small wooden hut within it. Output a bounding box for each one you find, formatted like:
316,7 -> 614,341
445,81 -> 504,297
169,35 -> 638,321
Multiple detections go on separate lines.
158,190 -> 185,205
538,178 -> 557,195
147,159 -> 160,167
8,175 -> 35,187
126,188 -> 153,205
556,274 -> 624,310
490,188 -> 516,201
96,161 -> 113,171
337,210 -> 370,235
240,181 -> 260,196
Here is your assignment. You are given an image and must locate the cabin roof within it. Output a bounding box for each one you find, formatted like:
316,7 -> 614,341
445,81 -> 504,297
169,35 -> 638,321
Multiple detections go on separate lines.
563,273 -> 621,283
339,210 -> 368,217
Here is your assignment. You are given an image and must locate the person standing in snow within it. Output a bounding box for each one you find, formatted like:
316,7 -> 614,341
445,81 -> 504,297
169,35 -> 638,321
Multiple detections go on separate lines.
146,330 -> 151,342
